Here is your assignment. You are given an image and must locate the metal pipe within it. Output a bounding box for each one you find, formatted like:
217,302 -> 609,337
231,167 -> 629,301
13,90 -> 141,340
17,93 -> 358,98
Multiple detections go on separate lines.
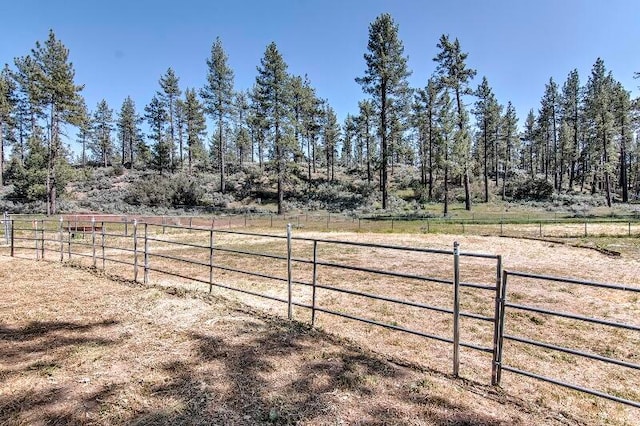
287,223 -> 293,320
144,223 -> 149,284
452,241 -> 460,377
133,220 -> 138,282
101,222 -> 105,270
92,217 -> 96,268
491,255 -> 503,386
59,217 -> 64,262
311,240 -> 318,327
500,365 -> 640,409
209,229 -> 214,293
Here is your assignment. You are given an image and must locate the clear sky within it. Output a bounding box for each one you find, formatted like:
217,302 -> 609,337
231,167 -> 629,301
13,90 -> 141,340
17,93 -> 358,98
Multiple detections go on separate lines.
1,0 -> 639,152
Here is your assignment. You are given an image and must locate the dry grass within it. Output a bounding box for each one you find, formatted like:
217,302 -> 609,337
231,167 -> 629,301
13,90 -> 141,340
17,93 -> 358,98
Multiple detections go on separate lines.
1,256 -> 569,425
3,226 -> 640,425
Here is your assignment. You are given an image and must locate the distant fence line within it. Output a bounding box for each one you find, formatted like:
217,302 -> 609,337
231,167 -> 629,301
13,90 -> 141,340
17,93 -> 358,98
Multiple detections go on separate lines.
2,211 -> 640,241
2,217 -> 640,410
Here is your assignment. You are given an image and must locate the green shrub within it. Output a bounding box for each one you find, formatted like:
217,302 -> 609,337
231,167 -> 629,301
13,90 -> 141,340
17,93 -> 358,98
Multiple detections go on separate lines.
505,177 -> 554,201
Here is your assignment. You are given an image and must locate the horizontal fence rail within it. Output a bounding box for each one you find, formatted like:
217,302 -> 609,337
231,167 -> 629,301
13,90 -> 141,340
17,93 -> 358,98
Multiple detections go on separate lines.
3,215 -> 639,412
496,270 -> 640,409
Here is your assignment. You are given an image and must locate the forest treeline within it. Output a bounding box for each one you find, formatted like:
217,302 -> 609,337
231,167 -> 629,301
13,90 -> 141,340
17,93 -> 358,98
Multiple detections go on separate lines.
0,13 -> 638,215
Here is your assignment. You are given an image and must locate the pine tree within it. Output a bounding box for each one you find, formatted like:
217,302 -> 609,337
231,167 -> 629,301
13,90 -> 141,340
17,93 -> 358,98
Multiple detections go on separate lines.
501,102 -> 518,199
612,81 -> 632,202
117,96 -> 143,168
175,98 -> 186,169
254,42 -> 293,214
433,34 -> 476,210
436,91 -> 456,215
357,99 -> 376,184
356,13 -> 411,209
299,76 -> 323,181
184,88 -> 206,175
539,78 -> 560,189
30,30 -> 84,214
75,98 -> 90,168
234,91 -> 251,166
522,109 -> 537,178
473,77 -> 499,202
91,99 -> 114,167
341,114 -> 357,167
560,69 -> 581,190
322,104 -> 340,181
145,95 -> 170,175
413,78 -> 438,199
201,37 -> 235,193
0,65 -> 17,186
584,58 -> 615,206
158,67 -> 181,169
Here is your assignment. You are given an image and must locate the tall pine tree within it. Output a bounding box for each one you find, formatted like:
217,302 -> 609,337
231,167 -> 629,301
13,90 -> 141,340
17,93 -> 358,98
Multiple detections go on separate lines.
433,34 -> 476,210
201,37 -> 235,193
356,13 -> 411,209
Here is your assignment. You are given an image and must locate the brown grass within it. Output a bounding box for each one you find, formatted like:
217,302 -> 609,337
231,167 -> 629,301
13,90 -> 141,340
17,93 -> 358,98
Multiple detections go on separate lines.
3,226 -> 640,425
0,255 -> 569,425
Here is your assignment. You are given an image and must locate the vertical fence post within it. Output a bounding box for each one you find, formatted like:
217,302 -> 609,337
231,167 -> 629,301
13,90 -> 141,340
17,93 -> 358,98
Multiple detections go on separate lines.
270,214 -> 273,228
67,220 -> 71,259
209,229 -> 214,293
287,223 -> 293,320
584,221 -> 587,237
101,222 -> 105,270
34,220 -> 39,260
491,255 -> 503,386
452,241 -> 461,378
59,217 -> 64,262
144,223 -> 149,284
3,211 -> 8,245
10,219 -> 14,257
311,240 -> 318,327
40,220 -> 45,260
124,216 -> 128,236
495,271 -> 509,385
629,222 -> 632,236
91,217 -> 97,268
391,218 -> 394,231
358,218 -> 361,231
133,220 -> 138,282
539,222 -> 542,237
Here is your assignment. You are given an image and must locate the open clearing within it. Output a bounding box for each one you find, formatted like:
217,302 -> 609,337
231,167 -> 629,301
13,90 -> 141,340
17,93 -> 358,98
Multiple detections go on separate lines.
2,230 -> 639,425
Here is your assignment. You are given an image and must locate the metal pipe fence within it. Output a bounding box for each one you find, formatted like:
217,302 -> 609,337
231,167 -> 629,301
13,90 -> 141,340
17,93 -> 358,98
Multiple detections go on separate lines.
4,216 -> 639,410
496,270 -> 640,409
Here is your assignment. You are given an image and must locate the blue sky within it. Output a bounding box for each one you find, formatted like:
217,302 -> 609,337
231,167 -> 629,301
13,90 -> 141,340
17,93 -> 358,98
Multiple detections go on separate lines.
1,0 -> 639,152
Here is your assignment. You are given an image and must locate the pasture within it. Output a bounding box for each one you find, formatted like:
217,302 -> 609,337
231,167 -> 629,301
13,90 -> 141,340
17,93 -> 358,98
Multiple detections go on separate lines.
2,218 -> 639,425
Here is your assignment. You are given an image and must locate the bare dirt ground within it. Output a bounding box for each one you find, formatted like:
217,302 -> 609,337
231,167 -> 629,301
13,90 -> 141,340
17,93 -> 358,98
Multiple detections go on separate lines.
0,254 -> 603,426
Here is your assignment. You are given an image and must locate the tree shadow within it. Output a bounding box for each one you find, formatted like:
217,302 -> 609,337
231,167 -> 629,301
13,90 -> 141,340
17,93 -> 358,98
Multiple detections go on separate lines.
129,317 -> 518,425
0,319 -> 120,424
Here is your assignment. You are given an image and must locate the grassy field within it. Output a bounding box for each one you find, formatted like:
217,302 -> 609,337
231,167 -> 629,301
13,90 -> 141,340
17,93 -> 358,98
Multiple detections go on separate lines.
2,222 -> 639,425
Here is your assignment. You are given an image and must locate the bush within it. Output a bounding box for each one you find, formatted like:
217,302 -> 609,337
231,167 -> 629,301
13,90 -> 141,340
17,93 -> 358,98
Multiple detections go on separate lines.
505,177 -> 554,201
